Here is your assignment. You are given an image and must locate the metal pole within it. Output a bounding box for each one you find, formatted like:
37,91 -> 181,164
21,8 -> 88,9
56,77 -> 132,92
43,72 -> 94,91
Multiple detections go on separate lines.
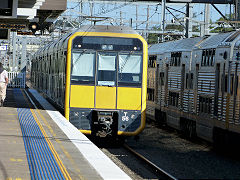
185,3 -> 190,38
12,31 -> 17,71
161,0 -> 166,42
136,4 -> 138,29
204,4 -> 210,36
146,5 -> 149,38
21,37 -> 27,72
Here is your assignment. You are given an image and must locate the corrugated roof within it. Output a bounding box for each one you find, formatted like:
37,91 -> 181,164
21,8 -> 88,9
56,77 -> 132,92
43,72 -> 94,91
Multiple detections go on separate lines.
196,31 -> 234,49
149,37 -> 202,55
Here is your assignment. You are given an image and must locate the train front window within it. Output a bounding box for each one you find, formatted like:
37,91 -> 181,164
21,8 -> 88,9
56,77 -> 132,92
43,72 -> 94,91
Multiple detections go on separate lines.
118,53 -> 142,86
97,52 -> 117,86
71,51 -> 95,84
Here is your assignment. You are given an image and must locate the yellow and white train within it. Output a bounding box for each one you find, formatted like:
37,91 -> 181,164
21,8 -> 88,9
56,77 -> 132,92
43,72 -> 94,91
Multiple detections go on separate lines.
31,25 -> 148,139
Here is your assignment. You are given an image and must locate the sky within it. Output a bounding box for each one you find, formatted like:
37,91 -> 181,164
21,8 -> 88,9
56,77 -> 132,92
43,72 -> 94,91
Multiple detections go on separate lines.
63,1 -> 233,29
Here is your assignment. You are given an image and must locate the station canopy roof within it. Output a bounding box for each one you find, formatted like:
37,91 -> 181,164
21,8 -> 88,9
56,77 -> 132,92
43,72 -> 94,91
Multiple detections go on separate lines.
0,0 -> 67,30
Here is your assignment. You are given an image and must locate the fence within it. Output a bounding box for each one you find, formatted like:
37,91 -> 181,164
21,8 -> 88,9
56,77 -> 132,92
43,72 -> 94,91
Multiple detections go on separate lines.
8,72 -> 26,88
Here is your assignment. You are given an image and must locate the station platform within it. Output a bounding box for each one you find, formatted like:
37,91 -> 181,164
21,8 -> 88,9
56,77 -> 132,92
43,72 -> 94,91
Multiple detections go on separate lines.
0,88 -> 130,180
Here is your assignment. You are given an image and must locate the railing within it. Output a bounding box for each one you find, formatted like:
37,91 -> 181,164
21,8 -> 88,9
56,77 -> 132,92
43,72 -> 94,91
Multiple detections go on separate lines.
7,72 -> 26,88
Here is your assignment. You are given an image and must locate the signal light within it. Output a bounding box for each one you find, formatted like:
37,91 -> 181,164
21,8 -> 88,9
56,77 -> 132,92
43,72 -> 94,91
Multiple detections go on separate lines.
28,22 -> 39,34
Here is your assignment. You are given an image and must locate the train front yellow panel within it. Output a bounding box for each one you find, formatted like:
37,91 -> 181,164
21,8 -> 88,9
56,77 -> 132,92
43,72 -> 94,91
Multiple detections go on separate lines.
117,87 -> 141,110
70,85 -> 94,108
96,86 -> 116,109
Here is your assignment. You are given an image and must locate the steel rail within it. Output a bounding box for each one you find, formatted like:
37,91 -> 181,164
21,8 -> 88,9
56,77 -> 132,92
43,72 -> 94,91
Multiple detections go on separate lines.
123,143 -> 178,180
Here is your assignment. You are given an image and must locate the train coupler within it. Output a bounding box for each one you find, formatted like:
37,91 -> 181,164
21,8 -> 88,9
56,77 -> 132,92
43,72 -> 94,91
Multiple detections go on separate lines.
91,110 -> 118,138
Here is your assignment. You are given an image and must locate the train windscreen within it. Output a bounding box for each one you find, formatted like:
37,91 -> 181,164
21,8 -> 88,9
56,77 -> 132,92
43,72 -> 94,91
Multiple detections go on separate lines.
98,52 -> 117,86
118,53 -> 142,86
71,51 -> 95,84
71,36 -> 143,87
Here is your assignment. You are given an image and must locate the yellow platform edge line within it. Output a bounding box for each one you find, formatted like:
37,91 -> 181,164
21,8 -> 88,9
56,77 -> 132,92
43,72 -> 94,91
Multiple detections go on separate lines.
30,109 -> 72,180
36,109 -> 85,180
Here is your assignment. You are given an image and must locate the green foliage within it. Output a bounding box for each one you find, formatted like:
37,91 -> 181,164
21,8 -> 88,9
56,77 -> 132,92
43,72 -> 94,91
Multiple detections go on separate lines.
165,24 -> 184,31
192,25 -> 200,32
147,33 -> 159,44
210,27 -> 234,33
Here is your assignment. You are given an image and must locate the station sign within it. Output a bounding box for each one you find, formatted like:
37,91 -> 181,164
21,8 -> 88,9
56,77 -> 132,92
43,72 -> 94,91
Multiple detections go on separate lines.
0,45 -> 7,51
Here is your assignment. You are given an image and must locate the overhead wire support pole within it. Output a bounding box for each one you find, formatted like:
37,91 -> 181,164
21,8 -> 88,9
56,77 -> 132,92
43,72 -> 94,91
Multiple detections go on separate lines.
211,3 -> 234,27
146,5 -> 149,38
185,3 -> 190,38
12,31 -> 17,71
161,0 -> 166,42
136,4 -> 138,29
204,4 -> 210,36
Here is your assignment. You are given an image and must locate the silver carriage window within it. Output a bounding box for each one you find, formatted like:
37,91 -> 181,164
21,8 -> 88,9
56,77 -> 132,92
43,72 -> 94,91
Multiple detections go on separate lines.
118,53 -> 142,86
98,52 -> 116,86
71,52 -> 95,83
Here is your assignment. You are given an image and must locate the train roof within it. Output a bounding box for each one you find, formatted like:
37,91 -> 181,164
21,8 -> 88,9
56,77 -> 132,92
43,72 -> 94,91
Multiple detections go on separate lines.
75,25 -> 139,35
149,37 -> 203,55
195,31 -> 235,49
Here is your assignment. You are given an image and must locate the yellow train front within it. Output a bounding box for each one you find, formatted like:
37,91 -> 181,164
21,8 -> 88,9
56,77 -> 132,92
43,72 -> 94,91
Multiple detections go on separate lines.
32,25 -> 148,138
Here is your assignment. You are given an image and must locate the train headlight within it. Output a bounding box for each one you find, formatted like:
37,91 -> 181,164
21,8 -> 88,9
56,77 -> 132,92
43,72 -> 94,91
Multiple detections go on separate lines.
134,46 -> 137,50
101,45 -> 113,50
108,45 -> 113,50
77,44 -> 81,48
102,45 -> 107,50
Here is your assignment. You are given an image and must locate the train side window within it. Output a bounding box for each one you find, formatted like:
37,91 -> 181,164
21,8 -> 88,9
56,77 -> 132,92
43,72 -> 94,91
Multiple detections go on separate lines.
186,73 -> 189,89
199,96 -> 212,114
230,74 -> 234,95
190,73 -> 193,89
211,49 -> 215,66
224,74 -> 228,93
207,50 -> 211,66
201,50 -> 205,66
202,49 -> 215,66
204,50 -> 207,66
168,91 -> 179,107
159,72 -> 164,86
147,88 -> 154,101
171,52 -> 182,66
185,73 -> 193,89
224,74 -> 234,95
148,55 -> 156,68
236,76 -> 239,95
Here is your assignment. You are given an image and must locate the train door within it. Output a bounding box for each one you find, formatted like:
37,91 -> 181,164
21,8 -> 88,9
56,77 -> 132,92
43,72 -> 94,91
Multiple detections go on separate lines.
214,63 -> 220,116
180,64 -> 185,110
233,61 -> 239,121
92,52 -> 118,138
194,64 -> 199,113
95,52 -> 117,109
164,64 -> 169,106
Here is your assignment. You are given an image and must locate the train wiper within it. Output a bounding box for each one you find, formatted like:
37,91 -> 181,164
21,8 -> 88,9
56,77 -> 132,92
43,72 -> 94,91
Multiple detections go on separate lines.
73,50 -> 86,66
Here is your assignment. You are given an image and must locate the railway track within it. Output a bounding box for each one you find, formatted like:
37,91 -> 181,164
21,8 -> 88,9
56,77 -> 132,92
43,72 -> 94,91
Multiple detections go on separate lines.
123,143 -> 177,180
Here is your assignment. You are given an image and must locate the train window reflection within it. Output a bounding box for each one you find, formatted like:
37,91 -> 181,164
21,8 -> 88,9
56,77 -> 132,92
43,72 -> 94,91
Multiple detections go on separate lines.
98,52 -> 116,86
118,53 -> 142,86
71,52 -> 95,83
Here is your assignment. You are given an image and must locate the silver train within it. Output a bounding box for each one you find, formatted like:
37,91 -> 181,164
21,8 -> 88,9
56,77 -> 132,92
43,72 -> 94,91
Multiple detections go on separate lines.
147,31 -> 240,145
